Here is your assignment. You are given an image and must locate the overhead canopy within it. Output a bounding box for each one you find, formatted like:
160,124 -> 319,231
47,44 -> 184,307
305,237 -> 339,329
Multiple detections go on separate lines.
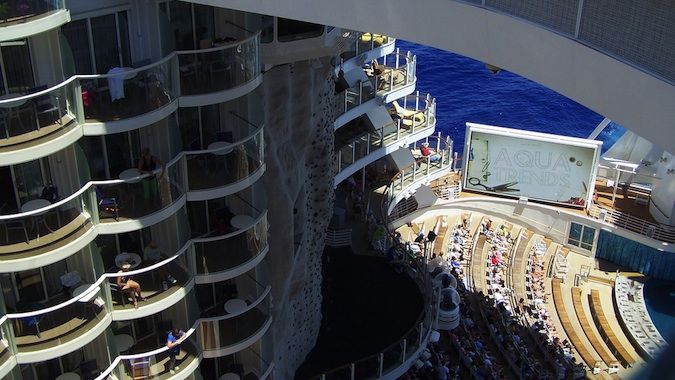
387,148 -> 415,171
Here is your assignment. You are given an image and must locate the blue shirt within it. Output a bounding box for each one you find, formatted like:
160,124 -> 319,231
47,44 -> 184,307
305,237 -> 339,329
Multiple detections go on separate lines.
167,331 -> 184,354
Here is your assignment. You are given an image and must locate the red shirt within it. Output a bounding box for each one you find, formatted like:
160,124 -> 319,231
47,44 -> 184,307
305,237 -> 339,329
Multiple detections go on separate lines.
421,145 -> 431,157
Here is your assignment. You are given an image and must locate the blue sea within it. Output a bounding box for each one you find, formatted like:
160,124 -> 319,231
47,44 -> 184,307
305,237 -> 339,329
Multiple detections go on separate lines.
396,40 -> 626,154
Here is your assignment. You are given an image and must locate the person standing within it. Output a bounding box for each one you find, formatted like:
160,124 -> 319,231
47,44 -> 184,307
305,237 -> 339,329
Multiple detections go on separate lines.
166,327 -> 186,374
137,148 -> 165,205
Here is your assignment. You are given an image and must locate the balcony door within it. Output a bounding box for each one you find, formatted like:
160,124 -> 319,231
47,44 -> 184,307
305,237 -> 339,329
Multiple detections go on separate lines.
0,39 -> 35,95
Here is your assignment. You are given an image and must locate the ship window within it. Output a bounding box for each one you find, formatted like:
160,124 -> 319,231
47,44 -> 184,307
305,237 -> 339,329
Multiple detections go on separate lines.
61,11 -> 132,74
0,39 -> 35,95
568,222 -> 596,251
277,18 -> 324,42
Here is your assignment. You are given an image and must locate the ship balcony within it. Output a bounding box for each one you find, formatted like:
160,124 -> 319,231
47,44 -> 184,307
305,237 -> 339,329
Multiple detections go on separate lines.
334,94 -> 437,185
0,79 -> 80,165
384,134 -> 454,215
364,50 -> 417,104
105,327 -> 201,380
177,32 -> 262,107
339,33 -> 396,73
0,189 -> 98,272
334,50 -> 417,128
80,55 -> 179,134
185,122 -> 265,201
0,0 -> 70,42
199,344 -> 274,380
199,289 -> 272,357
192,212 -> 269,284
0,282 -> 112,363
95,156 -> 187,234
108,250 -> 194,321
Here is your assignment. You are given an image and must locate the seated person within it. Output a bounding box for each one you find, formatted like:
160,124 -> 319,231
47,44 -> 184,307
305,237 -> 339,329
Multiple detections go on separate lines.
117,263 -> 145,308
420,142 -> 441,163
143,240 -> 176,285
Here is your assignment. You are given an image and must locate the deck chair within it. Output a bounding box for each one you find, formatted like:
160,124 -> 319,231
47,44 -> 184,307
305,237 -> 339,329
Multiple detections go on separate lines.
95,186 -> 119,221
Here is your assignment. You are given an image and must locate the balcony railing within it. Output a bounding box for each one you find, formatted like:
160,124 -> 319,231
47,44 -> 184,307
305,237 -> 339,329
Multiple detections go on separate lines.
185,124 -> 264,192
0,0 -> 65,27
177,34 -> 260,96
199,291 -> 272,354
335,94 -> 436,174
0,122 -> 265,257
0,281 -> 112,355
79,55 -> 178,123
192,212 -> 268,279
384,134 -> 453,215
588,203 -> 675,243
0,32 -> 261,148
314,263 -> 436,379
340,32 -> 395,62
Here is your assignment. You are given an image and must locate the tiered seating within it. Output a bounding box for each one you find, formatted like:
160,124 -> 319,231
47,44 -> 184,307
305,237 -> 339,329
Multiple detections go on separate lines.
431,216 -> 449,258
552,279 -> 602,372
571,287 -> 620,373
589,289 -> 636,367
552,250 -> 569,280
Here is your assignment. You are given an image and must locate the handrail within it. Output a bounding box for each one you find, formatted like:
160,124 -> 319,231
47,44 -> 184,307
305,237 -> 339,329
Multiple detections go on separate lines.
589,203 -> 675,243
193,212 -> 267,243
199,285 -> 271,322
0,31 -> 261,107
0,117 -> 264,221
0,210 -> 268,322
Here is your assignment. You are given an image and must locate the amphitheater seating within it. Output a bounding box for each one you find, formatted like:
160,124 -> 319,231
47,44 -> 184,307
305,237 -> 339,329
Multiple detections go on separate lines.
432,216 -> 449,258
589,289 -> 636,367
571,287 -> 620,372
551,279 -> 602,371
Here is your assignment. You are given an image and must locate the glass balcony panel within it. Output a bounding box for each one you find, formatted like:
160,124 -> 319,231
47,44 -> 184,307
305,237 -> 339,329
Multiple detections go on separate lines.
354,355 -> 380,379
353,135 -> 369,162
338,143 -> 354,170
96,157 -> 185,222
8,282 -> 109,354
380,341 -> 403,374
199,296 -> 270,352
0,189 -> 95,254
364,52 -> 413,95
79,56 -> 177,123
0,317 -> 16,366
199,273 -> 268,318
178,34 -> 260,96
0,80 -> 78,146
186,129 -> 263,191
115,331 -> 199,379
108,249 -> 190,311
0,0 -> 65,27
201,344 -> 273,380
193,213 -> 268,275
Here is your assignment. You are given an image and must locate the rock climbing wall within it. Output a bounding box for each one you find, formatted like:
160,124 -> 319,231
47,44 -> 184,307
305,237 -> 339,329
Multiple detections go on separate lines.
262,57 -> 336,378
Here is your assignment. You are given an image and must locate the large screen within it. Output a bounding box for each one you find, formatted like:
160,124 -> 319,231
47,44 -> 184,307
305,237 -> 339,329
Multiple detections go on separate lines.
463,123 -> 602,208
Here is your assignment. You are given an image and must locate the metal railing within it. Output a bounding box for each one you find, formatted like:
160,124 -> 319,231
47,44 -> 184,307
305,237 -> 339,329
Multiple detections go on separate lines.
588,203 -> 675,243
335,93 -> 436,174
340,32 -> 396,63
325,227 -> 352,247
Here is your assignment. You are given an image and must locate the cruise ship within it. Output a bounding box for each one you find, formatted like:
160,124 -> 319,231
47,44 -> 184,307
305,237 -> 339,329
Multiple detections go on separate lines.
0,1 -> 673,379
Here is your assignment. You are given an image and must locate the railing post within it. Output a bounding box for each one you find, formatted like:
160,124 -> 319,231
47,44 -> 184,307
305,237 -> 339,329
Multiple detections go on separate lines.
396,120 -> 401,140
402,339 -> 407,362
366,133 -> 371,154
350,363 -> 355,380
378,353 -> 384,377
352,142 -> 356,163
418,322 -> 423,346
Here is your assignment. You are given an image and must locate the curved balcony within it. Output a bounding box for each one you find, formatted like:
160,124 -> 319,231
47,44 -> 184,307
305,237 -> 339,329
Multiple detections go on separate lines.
101,326 -> 200,380
0,0 -> 69,42
334,94 -> 437,185
109,247 -> 194,321
0,188 -> 98,272
384,134 -> 454,215
0,282 -> 112,363
0,79 -> 81,165
334,50 -> 417,128
199,290 -> 272,358
1,31 -> 261,163
339,33 -> 396,73
80,55 -> 179,134
193,212 -> 269,284
186,124 -> 265,201
95,156 -> 187,234
177,33 -> 262,107
365,50 -> 416,104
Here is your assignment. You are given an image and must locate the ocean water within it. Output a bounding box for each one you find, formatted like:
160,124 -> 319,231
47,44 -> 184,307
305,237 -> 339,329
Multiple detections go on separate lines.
396,40 -> 626,154
644,279 -> 675,345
